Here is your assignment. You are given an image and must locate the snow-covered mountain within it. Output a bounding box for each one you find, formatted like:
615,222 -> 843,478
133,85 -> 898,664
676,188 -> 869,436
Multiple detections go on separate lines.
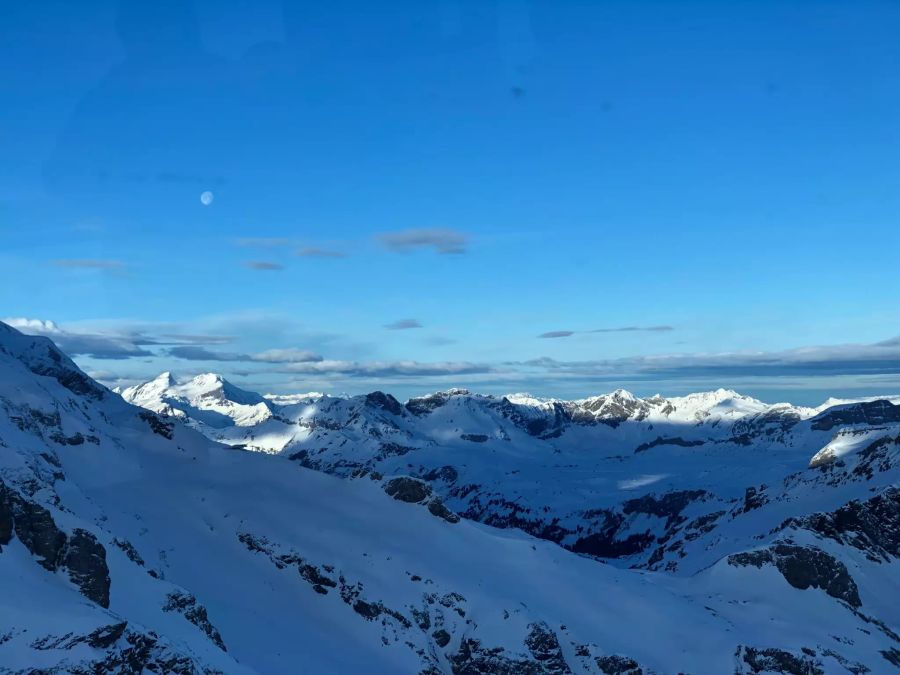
3,324 -> 900,673
122,373 -> 900,572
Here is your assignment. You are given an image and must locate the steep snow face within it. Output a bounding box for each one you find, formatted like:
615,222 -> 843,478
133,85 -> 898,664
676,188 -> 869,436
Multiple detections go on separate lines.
4,325 -> 900,674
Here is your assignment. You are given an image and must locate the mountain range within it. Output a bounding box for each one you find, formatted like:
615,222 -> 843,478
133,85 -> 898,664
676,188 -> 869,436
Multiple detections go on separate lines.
1,320 -> 899,673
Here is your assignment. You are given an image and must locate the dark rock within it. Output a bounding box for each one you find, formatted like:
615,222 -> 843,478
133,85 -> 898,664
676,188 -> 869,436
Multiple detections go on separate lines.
11,494 -> 66,570
811,399 -> 900,431
0,482 -> 12,548
571,522 -> 655,559
780,487 -> 900,562
461,434 -> 489,443
524,622 -> 570,674
737,645 -> 824,674
114,538 -> 146,567
633,436 -> 704,454
449,638 -> 543,675
882,648 -> 900,667
385,477 -> 432,504
622,490 -> 708,528
376,442 -> 417,460
739,485 -> 769,513
433,629 -> 452,648
365,391 -> 405,416
26,344 -> 106,400
163,591 -> 227,651
62,529 -> 111,608
138,411 -> 174,439
421,466 -> 459,483
86,622 -> 128,649
406,389 -> 471,416
728,542 -> 861,608
427,498 -> 460,524
595,654 -> 642,674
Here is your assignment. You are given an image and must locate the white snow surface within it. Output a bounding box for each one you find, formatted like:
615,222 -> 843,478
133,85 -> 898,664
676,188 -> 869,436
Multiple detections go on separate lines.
2,322 -> 900,673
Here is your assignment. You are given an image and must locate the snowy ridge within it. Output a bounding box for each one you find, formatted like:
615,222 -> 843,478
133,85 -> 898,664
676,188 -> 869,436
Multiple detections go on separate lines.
2,322 -> 900,673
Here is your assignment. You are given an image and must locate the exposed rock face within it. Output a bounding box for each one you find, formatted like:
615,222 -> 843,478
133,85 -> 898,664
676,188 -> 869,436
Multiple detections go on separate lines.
633,436 -> 704,454
523,622 -> 570,674
22,340 -> 107,401
162,591 -> 227,651
62,529 -> 111,608
449,638 -> 544,675
10,491 -> 67,571
365,391 -> 405,417
406,390 -> 470,416
27,623 -> 217,674
138,411 -> 174,439
448,624 -> 572,675
385,476 -> 432,503
0,482 -> 12,548
595,654 -> 643,675
428,497 -> 461,524
2,481 -> 111,607
736,645 -> 824,674
811,400 -> 900,431
781,487 -> 900,562
728,542 -> 861,608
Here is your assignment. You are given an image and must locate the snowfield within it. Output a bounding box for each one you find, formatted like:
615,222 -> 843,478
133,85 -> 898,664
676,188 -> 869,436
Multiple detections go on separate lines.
2,321 -> 900,673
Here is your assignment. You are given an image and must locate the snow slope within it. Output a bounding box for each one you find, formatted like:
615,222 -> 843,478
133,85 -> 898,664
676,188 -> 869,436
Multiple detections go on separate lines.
3,323 -> 900,673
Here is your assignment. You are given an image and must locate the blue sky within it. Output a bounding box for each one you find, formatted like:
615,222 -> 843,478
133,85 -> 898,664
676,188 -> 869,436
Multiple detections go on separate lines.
2,0 -> 900,403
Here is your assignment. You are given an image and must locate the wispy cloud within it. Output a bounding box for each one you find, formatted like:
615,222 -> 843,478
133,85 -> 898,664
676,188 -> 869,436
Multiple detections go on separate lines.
538,326 -> 674,338
377,228 -> 468,255
52,259 -> 128,272
252,348 -> 324,363
3,318 -> 235,360
168,345 -> 323,364
514,337 -> 900,380
280,359 -> 493,377
3,317 -> 151,360
297,247 -> 347,258
244,261 -> 284,271
384,319 -> 423,330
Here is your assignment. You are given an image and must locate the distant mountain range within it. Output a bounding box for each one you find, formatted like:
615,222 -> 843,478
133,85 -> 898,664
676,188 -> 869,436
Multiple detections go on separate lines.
1,320 -> 899,673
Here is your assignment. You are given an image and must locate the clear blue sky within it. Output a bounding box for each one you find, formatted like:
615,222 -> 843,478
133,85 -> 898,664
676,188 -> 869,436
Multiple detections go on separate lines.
3,0 -> 900,403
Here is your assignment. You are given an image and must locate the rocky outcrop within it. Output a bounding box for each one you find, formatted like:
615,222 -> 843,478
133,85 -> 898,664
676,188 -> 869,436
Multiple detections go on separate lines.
385,476 -> 432,503
2,481 -> 111,607
162,591 -> 227,651
595,654 -> 643,675
365,391 -> 405,417
138,411 -> 174,439
384,477 -> 460,524
62,529 -> 111,607
810,400 -> 900,431
28,622 -> 219,674
448,624 -> 572,675
523,622 -> 570,674
735,645 -> 824,674
633,436 -> 704,454
780,488 -> 900,562
728,542 -> 861,608
10,490 -> 67,570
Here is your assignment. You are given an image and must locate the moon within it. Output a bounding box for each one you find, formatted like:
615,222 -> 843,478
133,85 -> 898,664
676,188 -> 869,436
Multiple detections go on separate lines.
200,191 -> 214,206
